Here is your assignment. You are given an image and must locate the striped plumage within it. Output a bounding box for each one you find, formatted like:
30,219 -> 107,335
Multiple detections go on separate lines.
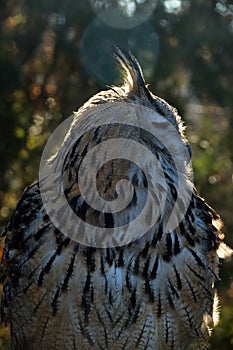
0,48 -> 232,350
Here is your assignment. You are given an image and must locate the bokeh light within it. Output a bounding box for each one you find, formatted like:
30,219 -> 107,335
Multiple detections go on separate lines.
80,18 -> 159,85
89,0 -> 158,29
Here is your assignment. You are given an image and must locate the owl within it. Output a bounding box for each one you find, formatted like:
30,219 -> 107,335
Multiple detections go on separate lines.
0,47 -> 232,350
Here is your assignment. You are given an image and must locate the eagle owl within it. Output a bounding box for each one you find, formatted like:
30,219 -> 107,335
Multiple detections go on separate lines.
0,47 -> 232,350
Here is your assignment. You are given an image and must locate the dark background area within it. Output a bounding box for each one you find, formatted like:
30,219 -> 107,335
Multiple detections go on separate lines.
0,0 -> 233,348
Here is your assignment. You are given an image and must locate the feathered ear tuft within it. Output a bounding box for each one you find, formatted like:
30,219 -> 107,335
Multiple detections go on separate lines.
114,45 -> 151,97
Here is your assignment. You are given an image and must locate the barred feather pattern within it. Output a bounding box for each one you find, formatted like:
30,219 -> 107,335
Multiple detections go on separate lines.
1,48 -> 232,350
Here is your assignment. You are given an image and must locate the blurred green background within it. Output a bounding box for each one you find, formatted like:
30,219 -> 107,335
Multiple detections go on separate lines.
0,0 -> 232,348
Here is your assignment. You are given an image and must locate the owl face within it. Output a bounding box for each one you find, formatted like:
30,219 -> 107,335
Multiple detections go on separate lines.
36,47 -> 194,248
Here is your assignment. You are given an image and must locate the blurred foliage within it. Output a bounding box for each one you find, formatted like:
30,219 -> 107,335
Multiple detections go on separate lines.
0,0 -> 232,348
210,301 -> 233,349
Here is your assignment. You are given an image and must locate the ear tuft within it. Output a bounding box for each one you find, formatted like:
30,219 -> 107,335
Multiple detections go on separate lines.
114,45 -> 150,97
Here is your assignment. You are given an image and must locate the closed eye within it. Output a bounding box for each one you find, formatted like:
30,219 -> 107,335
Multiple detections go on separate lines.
186,143 -> 192,161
